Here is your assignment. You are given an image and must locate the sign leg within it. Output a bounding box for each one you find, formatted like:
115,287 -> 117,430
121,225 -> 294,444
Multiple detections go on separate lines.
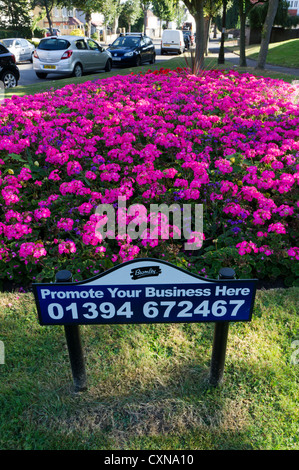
56,270 -> 87,392
64,324 -> 87,392
209,267 -> 235,386
209,321 -> 229,386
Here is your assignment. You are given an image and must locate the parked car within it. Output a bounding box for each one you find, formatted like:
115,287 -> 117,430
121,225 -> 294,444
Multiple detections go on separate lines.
33,35 -> 112,79
161,30 -> 185,55
0,43 -> 20,88
1,38 -> 35,63
107,33 -> 156,67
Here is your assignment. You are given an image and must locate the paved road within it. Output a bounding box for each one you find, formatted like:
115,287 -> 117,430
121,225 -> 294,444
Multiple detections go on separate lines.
17,40 -> 179,87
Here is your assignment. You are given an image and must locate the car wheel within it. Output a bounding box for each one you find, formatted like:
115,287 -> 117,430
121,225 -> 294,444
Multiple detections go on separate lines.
35,72 -> 48,79
1,71 -> 18,88
135,55 -> 141,67
72,63 -> 83,77
149,53 -> 156,64
104,59 -> 112,72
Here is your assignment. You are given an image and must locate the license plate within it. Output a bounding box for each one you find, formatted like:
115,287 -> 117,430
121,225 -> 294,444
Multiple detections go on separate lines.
113,58 -> 121,61
43,65 -> 56,69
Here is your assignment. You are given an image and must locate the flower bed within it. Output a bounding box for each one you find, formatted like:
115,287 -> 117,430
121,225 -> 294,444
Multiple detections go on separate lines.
0,68 -> 298,287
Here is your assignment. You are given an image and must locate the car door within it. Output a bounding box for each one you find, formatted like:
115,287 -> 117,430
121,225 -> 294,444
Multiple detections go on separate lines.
139,38 -> 147,63
14,40 -> 22,62
86,39 -> 105,70
74,39 -> 89,70
20,39 -> 30,61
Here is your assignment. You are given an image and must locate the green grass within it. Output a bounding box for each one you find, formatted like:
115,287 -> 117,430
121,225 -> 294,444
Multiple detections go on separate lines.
0,288 -> 298,450
228,38 -> 299,69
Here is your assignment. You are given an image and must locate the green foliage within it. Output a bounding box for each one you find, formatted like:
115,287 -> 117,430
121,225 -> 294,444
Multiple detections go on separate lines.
249,0 -> 291,29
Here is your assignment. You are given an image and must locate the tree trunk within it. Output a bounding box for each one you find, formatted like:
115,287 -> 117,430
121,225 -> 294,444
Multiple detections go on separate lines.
204,16 -> 211,56
255,0 -> 279,69
143,9 -> 148,34
182,0 -> 205,71
44,0 -> 53,35
85,11 -> 91,37
239,3 -> 247,67
194,0 -> 205,71
218,0 -> 227,64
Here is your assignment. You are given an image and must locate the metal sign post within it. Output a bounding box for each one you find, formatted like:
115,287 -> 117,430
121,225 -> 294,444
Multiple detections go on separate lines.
33,259 -> 257,391
56,270 -> 87,392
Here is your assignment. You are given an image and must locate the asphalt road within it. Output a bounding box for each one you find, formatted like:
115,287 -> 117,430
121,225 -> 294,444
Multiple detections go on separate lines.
16,42 -> 179,87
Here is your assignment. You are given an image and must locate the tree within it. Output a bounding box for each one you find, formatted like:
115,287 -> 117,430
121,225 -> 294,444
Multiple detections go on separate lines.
57,0 -> 104,36
152,0 -> 177,29
203,0 -> 223,56
218,0 -> 227,63
0,0 -> 33,33
119,0 -> 141,33
31,0 -> 56,35
238,0 -> 261,67
255,0 -> 279,69
181,0 -> 206,70
140,0 -> 151,34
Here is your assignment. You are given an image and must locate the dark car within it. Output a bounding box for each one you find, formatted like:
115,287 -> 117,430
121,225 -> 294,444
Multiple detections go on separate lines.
107,33 -> 156,67
0,43 -> 20,88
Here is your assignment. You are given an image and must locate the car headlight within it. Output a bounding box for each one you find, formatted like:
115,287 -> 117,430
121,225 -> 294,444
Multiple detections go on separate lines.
124,51 -> 134,57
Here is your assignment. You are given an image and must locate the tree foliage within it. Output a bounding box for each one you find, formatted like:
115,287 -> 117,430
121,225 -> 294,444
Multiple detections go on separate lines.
0,0 -> 33,32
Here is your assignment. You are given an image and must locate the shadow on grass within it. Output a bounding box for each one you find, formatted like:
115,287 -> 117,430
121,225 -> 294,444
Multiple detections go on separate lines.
0,301 -> 256,450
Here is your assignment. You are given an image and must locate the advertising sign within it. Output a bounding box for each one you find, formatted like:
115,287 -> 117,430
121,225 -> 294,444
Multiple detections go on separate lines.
33,259 -> 257,326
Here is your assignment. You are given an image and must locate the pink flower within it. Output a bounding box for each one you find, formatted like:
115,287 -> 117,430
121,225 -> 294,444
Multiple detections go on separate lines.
57,218 -> 74,231
58,241 -> 76,254
268,222 -> 286,234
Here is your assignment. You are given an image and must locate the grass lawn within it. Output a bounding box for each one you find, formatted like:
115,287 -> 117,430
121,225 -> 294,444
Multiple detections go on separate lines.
0,287 -> 298,450
227,38 -> 299,69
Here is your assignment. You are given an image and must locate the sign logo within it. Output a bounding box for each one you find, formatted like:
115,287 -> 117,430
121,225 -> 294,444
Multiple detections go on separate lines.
130,266 -> 161,280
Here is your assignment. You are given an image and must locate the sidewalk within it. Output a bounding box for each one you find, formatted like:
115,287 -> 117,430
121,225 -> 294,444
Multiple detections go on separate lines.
208,38 -> 299,77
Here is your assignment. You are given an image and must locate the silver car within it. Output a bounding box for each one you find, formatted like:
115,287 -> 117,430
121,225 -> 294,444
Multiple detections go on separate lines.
1,38 -> 35,63
33,35 -> 112,79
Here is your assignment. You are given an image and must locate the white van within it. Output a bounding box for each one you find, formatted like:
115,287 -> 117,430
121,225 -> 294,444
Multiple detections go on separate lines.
161,29 -> 185,55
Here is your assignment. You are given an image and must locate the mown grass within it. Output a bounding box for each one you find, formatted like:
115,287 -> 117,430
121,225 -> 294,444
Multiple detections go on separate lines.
227,38 -> 299,69
0,288 -> 298,450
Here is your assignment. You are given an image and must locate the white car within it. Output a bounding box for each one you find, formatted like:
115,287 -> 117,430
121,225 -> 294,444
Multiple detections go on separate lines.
33,35 -> 112,79
1,38 -> 35,63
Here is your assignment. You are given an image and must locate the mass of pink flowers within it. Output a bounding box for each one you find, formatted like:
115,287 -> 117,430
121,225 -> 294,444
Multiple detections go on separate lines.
0,67 -> 298,285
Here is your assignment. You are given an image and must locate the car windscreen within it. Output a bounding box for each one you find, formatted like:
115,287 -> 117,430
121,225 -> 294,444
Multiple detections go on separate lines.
112,37 -> 140,47
2,39 -> 14,47
38,39 -> 70,51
